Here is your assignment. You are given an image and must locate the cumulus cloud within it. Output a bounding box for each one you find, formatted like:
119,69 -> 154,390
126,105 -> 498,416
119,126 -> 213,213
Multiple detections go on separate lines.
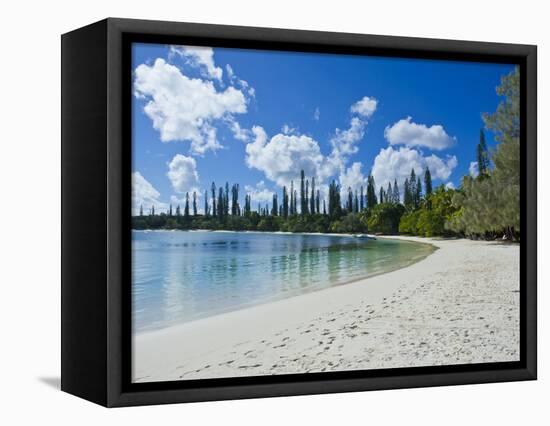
132,171 -> 167,215
384,117 -> 456,150
339,162 -> 367,193
469,161 -> 479,178
170,45 -> 223,81
244,96 -> 377,192
445,182 -> 456,190
134,58 -> 248,155
371,146 -> 457,193
350,96 -> 378,118
166,154 -> 200,194
245,126 -> 330,188
244,181 -> 274,204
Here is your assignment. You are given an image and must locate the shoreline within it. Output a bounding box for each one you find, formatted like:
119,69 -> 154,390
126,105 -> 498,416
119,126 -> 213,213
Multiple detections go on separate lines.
133,236 -> 520,383
133,228 -> 380,239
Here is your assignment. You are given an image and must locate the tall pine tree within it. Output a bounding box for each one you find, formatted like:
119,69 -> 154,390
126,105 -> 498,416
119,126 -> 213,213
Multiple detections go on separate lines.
289,181 -> 295,215
310,177 -> 316,215
415,177 -> 422,208
300,170 -> 306,215
282,186 -> 289,218
393,179 -> 399,203
424,167 -> 433,197
477,129 -> 490,177
184,193 -> 190,218
211,182 -> 216,217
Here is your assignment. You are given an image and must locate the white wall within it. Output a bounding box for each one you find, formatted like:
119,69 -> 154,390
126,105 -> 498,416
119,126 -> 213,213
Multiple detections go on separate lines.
0,0 -> 546,423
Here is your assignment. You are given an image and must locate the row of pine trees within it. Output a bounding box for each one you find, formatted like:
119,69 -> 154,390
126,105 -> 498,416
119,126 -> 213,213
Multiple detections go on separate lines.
139,166 -> 435,221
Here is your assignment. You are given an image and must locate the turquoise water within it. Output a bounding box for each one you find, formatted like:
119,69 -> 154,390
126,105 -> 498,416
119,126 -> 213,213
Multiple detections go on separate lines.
132,231 -> 434,332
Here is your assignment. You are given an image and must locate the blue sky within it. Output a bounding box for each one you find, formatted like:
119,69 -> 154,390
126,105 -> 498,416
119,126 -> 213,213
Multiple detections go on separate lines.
131,42 -> 514,214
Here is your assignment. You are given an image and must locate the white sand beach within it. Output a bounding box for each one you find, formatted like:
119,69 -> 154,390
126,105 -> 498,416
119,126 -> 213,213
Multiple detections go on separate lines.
132,237 -> 520,383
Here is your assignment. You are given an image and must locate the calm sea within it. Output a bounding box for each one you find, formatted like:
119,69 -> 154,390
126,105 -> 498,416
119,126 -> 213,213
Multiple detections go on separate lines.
132,230 -> 434,332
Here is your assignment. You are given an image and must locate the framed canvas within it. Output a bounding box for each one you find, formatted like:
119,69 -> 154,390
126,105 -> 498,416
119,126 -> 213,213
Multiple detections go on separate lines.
61,18 -> 537,407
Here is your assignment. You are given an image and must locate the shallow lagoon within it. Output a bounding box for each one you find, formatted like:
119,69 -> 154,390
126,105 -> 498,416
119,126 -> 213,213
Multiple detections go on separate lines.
132,230 -> 434,332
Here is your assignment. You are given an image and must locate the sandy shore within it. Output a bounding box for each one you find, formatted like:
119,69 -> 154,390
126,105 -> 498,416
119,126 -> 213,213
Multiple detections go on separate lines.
133,236 -> 520,383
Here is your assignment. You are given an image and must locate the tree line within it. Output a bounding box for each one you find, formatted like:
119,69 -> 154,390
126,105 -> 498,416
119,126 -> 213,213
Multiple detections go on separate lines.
133,165 -> 441,235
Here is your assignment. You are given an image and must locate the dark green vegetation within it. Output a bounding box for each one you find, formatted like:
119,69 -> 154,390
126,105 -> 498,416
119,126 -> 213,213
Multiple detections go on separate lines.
133,68 -> 520,241
446,67 -> 520,240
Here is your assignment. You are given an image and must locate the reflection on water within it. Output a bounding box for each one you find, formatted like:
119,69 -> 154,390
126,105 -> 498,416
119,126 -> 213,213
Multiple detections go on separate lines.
132,231 -> 434,332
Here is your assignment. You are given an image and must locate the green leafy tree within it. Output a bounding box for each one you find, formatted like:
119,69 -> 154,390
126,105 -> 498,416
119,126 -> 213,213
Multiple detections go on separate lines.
448,67 -> 520,240
329,213 -> 368,233
367,203 -> 405,234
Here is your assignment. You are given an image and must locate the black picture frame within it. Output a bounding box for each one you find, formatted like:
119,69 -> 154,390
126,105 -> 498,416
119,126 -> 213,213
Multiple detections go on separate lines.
61,17 -> 537,407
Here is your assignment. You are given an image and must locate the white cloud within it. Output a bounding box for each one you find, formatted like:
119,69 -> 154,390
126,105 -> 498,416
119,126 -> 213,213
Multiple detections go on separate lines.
244,181 -> 275,205
225,63 -> 255,97
229,120 -> 252,142
469,161 -> 479,178
245,126 -> 330,188
244,96 -> 377,192
166,154 -> 200,194
384,117 -> 456,150
328,117 -> 366,171
371,146 -> 457,192
339,162 -> 367,193
132,171 -> 167,215
170,45 -> 223,81
350,96 -> 378,118
134,58 -> 248,155
445,182 -> 456,190
225,64 -> 234,79
313,107 -> 320,121
328,96 -> 378,171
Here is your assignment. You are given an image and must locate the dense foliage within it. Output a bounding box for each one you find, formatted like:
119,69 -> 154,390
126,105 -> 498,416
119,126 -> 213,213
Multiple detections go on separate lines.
399,186 -> 458,237
446,67 -> 520,240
